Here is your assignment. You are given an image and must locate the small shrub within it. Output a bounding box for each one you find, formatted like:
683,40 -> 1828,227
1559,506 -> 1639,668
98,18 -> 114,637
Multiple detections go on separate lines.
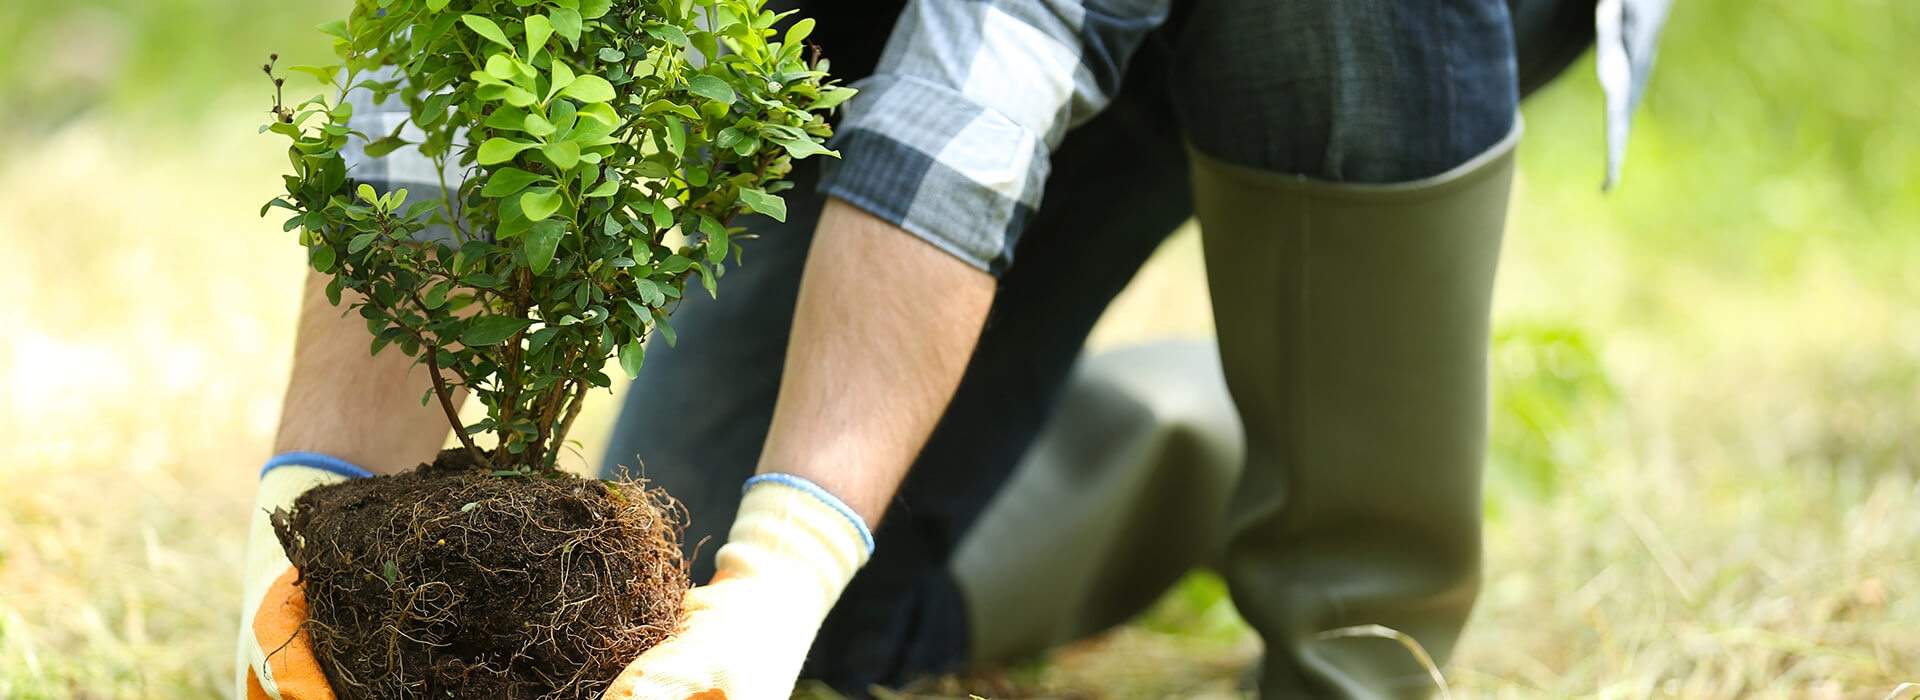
261,0 -> 852,471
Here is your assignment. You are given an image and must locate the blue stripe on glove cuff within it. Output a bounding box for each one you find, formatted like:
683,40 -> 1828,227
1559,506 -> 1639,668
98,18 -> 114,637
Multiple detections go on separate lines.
742,473 -> 877,554
262,452 -> 376,480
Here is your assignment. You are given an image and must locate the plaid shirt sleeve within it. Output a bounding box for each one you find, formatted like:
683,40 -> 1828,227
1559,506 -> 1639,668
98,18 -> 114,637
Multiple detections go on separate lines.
816,0 -> 1172,275
341,65 -> 472,244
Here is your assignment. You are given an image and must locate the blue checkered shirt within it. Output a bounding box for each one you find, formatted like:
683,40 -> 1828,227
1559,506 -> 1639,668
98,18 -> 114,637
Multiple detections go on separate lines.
815,0 -> 1171,275
348,0 -> 1671,272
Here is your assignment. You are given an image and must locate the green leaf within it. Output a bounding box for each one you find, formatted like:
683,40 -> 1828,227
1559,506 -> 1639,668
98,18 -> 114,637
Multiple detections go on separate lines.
576,99 -> 618,126
542,141 -> 581,169
485,106 -> 528,129
363,135 -> 407,157
287,65 -> 341,85
579,0 -> 612,19
461,15 -> 512,49
597,47 -> 626,62
503,86 -> 537,106
423,90 -> 459,120
548,100 -> 580,134
423,281 -> 452,309
477,137 -> 535,164
357,183 -> 379,203
523,112 -> 556,137
737,187 -> 787,222
525,14 -> 554,56
524,219 -> 565,274
662,114 -> 685,158
551,8 -> 583,45
650,201 -> 674,230
311,245 -> 337,273
521,187 -> 563,221
526,326 -> 561,353
686,75 -> 734,104
632,160 -> 671,179
715,126 -> 744,150
707,229 -> 728,264
482,167 -> 548,196
651,309 -> 677,347
785,17 -> 815,45
547,60 -> 577,100
568,117 -> 615,147
559,75 -> 615,103
690,30 -> 718,61
585,179 -> 620,198
485,53 -> 517,81
618,339 -> 645,379
348,232 -> 378,253
644,23 -> 690,47
317,19 -> 349,39
426,0 -> 451,10
699,216 -> 729,263
693,261 -> 718,298
461,316 -> 535,346
810,86 -> 857,111
773,136 -> 835,159
634,278 -> 666,306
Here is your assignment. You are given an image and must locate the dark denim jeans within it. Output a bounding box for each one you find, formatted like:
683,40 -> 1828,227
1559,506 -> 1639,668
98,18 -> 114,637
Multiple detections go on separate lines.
602,0 -> 1518,691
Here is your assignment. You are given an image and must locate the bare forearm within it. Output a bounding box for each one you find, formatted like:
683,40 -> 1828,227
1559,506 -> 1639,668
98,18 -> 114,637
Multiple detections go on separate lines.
756,197 -> 996,524
273,269 -> 463,475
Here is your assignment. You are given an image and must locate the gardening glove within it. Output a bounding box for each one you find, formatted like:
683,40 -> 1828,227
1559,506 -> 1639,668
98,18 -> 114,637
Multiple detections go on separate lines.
236,453 -> 372,700
604,474 -> 874,700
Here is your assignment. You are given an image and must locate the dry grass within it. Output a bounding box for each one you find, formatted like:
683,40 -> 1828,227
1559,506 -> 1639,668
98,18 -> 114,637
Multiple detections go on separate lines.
3,97 -> 1919,699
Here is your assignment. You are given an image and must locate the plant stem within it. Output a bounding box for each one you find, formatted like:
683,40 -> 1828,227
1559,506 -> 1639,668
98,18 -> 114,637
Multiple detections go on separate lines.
544,379 -> 591,470
424,340 -> 492,470
404,287 -> 492,470
497,269 -> 534,455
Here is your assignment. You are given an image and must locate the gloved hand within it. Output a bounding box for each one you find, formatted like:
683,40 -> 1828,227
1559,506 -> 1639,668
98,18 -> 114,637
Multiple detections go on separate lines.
604,474 -> 874,700
236,453 -> 371,700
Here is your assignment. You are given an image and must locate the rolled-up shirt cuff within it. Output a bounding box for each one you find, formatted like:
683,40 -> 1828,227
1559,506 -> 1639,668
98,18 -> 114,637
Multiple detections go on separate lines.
817,74 -> 1051,277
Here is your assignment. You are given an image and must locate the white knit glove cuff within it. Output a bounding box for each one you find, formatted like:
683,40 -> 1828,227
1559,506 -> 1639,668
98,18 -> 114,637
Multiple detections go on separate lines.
714,474 -> 874,612
235,453 -> 372,699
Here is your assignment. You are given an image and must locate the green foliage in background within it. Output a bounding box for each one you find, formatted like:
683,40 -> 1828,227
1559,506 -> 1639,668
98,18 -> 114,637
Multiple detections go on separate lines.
1486,324 -> 1618,515
1516,1 -> 1920,279
263,0 -> 847,471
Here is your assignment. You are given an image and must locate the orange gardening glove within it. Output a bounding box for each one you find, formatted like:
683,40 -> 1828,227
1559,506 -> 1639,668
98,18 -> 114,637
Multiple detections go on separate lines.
243,568 -> 335,700
603,474 -> 874,700
237,454 -> 368,700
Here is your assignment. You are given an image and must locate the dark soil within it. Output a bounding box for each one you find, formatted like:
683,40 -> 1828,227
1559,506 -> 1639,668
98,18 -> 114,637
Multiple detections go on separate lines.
273,449 -> 689,699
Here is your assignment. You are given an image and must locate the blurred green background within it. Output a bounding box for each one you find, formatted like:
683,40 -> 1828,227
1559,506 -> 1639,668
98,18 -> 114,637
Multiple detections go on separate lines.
2,0 -> 1917,698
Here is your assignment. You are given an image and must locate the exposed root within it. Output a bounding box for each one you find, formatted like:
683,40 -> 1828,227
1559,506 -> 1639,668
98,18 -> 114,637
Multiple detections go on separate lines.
274,449 -> 689,700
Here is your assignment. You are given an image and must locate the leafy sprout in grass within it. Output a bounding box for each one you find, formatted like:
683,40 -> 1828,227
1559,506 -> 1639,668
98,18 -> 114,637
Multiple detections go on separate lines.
260,0 -> 853,472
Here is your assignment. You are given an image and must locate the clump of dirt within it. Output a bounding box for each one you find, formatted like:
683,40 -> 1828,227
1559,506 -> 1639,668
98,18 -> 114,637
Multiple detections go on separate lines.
273,449 -> 689,700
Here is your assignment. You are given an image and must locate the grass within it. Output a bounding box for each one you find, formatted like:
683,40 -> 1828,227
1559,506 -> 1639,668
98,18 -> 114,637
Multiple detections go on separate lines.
4,0 -> 1920,697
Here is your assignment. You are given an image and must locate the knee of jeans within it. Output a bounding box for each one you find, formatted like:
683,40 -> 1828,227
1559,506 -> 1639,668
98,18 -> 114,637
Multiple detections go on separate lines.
1171,0 -> 1519,183
1320,99 -> 1519,183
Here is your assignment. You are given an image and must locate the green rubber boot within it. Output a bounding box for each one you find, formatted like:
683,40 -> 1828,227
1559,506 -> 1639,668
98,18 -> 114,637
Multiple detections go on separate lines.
951,341 -> 1245,665
1194,129 -> 1519,699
